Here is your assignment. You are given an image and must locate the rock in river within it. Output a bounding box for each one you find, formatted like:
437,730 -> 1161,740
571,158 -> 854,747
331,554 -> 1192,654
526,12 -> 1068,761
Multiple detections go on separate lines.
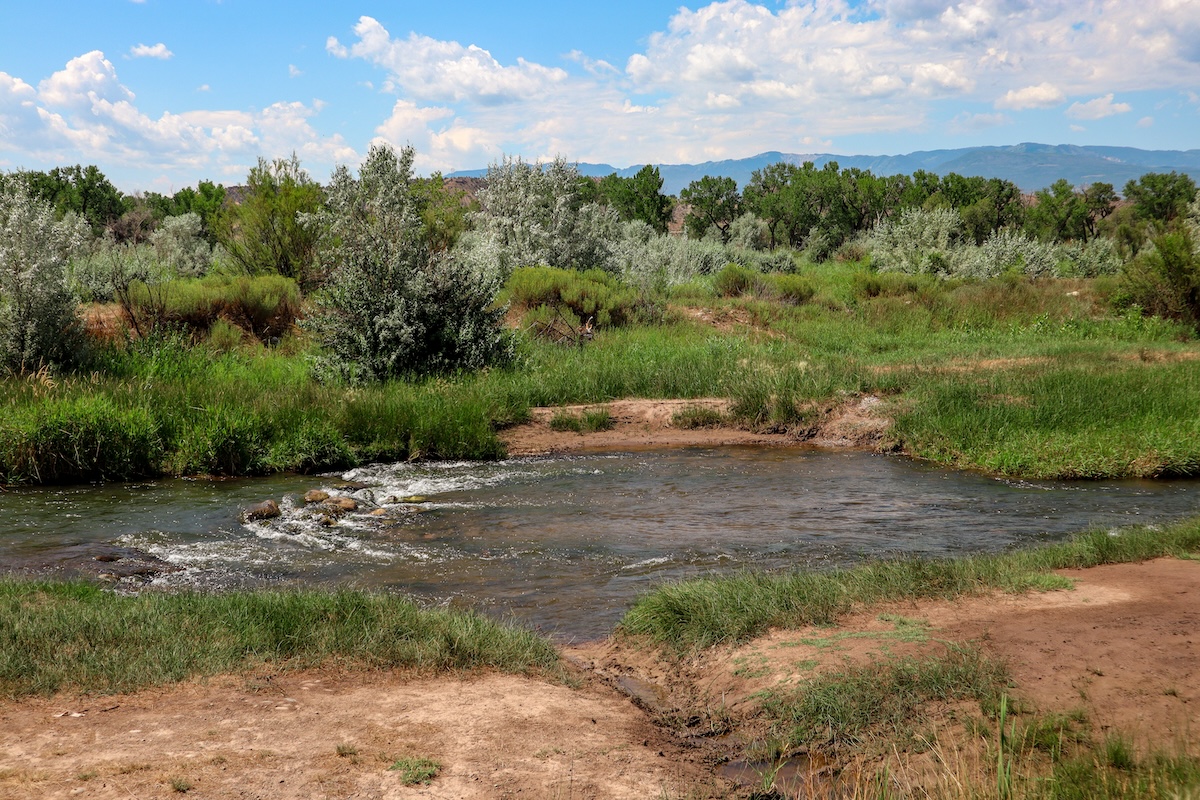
243,499 -> 282,521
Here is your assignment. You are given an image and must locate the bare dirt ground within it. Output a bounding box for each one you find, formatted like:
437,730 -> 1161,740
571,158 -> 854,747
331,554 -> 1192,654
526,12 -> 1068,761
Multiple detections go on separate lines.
0,670 -> 720,800
500,396 -> 891,456
4,559 -> 1197,799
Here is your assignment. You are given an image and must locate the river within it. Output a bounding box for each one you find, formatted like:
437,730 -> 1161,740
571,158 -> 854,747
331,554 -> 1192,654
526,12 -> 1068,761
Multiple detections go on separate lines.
3,447 -> 1198,640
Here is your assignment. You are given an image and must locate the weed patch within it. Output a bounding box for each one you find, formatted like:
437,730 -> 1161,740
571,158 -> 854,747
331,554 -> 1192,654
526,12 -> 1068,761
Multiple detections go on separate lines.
389,757 -> 441,785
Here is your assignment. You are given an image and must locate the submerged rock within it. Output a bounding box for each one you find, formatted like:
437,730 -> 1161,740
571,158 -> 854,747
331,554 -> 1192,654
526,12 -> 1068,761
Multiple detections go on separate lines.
324,497 -> 358,513
243,499 -> 282,521
303,489 -> 330,504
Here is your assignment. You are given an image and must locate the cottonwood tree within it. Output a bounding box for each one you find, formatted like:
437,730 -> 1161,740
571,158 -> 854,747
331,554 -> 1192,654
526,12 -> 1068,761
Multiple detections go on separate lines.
597,166 -> 672,233
681,175 -> 741,242
1124,171 -> 1198,224
303,144 -> 511,382
0,181 -> 89,372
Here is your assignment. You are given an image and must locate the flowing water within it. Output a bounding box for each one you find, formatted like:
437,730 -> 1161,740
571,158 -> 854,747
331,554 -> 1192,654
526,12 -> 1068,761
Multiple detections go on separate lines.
3,447 -> 1199,640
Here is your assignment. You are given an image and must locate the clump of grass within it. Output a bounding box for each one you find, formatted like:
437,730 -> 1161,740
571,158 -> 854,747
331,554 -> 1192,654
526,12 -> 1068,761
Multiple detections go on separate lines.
548,407 -> 613,433
1043,742 -> 1200,799
0,581 -> 561,697
389,757 -> 441,785
169,777 -> 193,793
672,405 -> 725,429
760,645 -> 1008,751
714,263 -> 758,297
336,743 -> 358,758
620,516 -> 1200,651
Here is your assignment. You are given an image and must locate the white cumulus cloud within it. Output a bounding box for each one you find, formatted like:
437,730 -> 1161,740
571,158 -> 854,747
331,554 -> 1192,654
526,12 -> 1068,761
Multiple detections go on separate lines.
328,16 -> 567,104
1065,93 -> 1132,120
130,43 -> 173,60
1,52 -> 356,189
995,83 -> 1065,110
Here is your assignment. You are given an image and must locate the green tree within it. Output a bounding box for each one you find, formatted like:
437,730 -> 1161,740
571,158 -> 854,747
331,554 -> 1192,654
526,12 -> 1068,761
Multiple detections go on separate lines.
303,144 -> 511,382
744,162 -> 796,249
17,164 -> 128,235
681,175 -> 741,241
1124,171 -> 1198,224
412,173 -> 472,252
214,154 -> 323,286
598,166 -> 672,233
1026,179 -> 1088,243
1081,182 -> 1118,240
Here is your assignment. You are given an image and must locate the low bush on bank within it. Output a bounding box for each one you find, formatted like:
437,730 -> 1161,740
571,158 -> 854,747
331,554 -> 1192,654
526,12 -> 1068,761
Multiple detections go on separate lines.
504,265 -> 639,328
122,274 -> 301,341
619,517 -> 1200,651
0,580 -> 561,697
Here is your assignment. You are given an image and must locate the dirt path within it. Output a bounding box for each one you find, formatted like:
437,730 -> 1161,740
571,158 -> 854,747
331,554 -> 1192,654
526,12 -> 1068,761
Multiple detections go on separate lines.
3,559 -> 1197,799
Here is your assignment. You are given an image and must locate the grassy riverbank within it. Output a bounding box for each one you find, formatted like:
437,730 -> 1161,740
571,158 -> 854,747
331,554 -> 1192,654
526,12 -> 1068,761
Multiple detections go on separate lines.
0,581 -> 560,697
619,515 -> 1200,650
617,516 -> 1200,799
1,263 -> 1197,484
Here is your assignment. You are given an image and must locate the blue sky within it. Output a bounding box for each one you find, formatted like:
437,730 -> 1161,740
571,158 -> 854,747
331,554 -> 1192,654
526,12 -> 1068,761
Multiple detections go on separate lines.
2,0 -> 1198,192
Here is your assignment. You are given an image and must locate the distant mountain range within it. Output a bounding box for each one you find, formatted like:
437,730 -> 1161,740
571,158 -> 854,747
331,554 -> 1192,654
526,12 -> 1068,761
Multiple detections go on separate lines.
449,143 -> 1200,196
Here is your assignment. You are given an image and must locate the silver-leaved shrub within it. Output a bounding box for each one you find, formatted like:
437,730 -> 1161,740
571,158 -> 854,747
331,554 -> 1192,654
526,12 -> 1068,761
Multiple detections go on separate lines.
0,181 -> 89,372
302,144 -> 512,383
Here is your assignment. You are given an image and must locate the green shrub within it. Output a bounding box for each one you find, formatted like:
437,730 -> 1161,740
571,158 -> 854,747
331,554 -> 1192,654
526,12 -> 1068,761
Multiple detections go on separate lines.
850,270 -> 927,299
549,407 -> 613,433
0,182 -> 89,372
505,265 -> 638,328
714,263 -> 757,297
672,405 -> 725,429
761,273 -> 815,304
1117,232 -> 1199,330
206,319 -> 244,353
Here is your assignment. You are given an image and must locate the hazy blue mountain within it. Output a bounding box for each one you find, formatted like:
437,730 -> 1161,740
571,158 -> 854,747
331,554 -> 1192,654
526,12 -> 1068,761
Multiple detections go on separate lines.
449,143 -> 1200,195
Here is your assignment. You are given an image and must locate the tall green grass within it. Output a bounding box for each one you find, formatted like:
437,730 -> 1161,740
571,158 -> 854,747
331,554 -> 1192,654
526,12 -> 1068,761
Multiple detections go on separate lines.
760,644 -> 1008,749
892,361 -> 1200,478
3,268 -> 1197,484
619,517 -> 1200,651
0,580 -> 560,697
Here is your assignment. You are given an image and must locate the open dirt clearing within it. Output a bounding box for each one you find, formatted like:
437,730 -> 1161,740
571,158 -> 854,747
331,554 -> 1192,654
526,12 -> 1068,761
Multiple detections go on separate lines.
0,670 -> 718,800
3,558 -> 1197,798
500,396 -> 891,456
